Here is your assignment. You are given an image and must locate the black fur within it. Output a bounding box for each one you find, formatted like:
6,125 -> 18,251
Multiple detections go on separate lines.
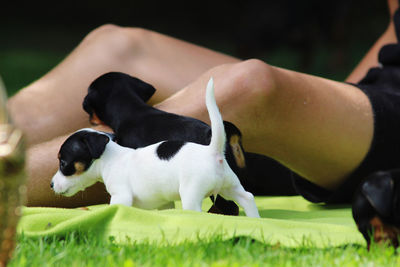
83,72 -> 211,149
361,172 -> 394,217
84,132 -> 110,159
352,170 -> 400,247
156,140 -> 186,161
58,130 -> 110,176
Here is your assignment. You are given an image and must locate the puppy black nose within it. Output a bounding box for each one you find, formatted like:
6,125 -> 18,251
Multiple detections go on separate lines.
50,181 -> 54,189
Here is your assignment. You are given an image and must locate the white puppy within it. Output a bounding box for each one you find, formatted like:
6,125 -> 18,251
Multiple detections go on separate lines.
51,78 -> 260,217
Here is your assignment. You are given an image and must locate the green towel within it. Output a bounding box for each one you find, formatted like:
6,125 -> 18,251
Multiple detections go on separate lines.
17,196 -> 365,247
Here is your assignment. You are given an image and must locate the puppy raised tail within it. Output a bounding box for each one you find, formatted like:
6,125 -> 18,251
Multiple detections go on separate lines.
206,77 -> 225,156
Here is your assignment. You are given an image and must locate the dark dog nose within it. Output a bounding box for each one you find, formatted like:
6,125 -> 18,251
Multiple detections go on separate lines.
50,181 -> 54,189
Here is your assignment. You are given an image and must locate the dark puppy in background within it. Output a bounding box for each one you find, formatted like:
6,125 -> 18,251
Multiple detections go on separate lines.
83,72 -> 247,215
352,170 -> 400,248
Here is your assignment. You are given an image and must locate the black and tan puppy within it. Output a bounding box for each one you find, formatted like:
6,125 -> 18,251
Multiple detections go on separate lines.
83,72 -> 247,215
352,170 -> 400,248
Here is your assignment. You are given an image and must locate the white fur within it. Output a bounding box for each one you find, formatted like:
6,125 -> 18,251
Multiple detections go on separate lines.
52,78 -> 260,217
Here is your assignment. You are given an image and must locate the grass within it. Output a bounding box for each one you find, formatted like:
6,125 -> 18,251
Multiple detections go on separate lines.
7,232 -> 400,267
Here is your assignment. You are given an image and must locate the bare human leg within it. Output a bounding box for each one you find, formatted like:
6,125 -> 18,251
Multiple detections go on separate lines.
156,60 -> 374,190
8,25 -> 239,147
156,0 -> 400,190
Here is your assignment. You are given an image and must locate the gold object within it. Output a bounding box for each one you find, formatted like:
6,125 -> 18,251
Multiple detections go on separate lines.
0,77 -> 26,267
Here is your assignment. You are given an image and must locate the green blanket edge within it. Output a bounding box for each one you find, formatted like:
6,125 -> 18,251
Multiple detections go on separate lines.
17,196 -> 366,248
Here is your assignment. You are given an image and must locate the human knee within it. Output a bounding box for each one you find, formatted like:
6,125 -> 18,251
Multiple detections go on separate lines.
82,24 -> 150,60
225,59 -> 275,101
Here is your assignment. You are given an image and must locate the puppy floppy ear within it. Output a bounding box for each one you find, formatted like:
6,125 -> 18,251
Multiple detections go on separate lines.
361,171 -> 394,218
128,76 -> 156,102
84,133 -> 110,159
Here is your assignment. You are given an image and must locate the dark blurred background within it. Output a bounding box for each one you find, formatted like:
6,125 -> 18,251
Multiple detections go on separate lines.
0,0 -> 389,96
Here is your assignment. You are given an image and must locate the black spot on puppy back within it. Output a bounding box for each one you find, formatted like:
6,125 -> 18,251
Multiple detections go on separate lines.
156,140 -> 186,160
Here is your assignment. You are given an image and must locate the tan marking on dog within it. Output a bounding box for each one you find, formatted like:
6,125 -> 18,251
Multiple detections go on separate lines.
74,162 -> 86,175
229,135 -> 246,168
370,216 -> 400,246
90,112 -> 104,125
